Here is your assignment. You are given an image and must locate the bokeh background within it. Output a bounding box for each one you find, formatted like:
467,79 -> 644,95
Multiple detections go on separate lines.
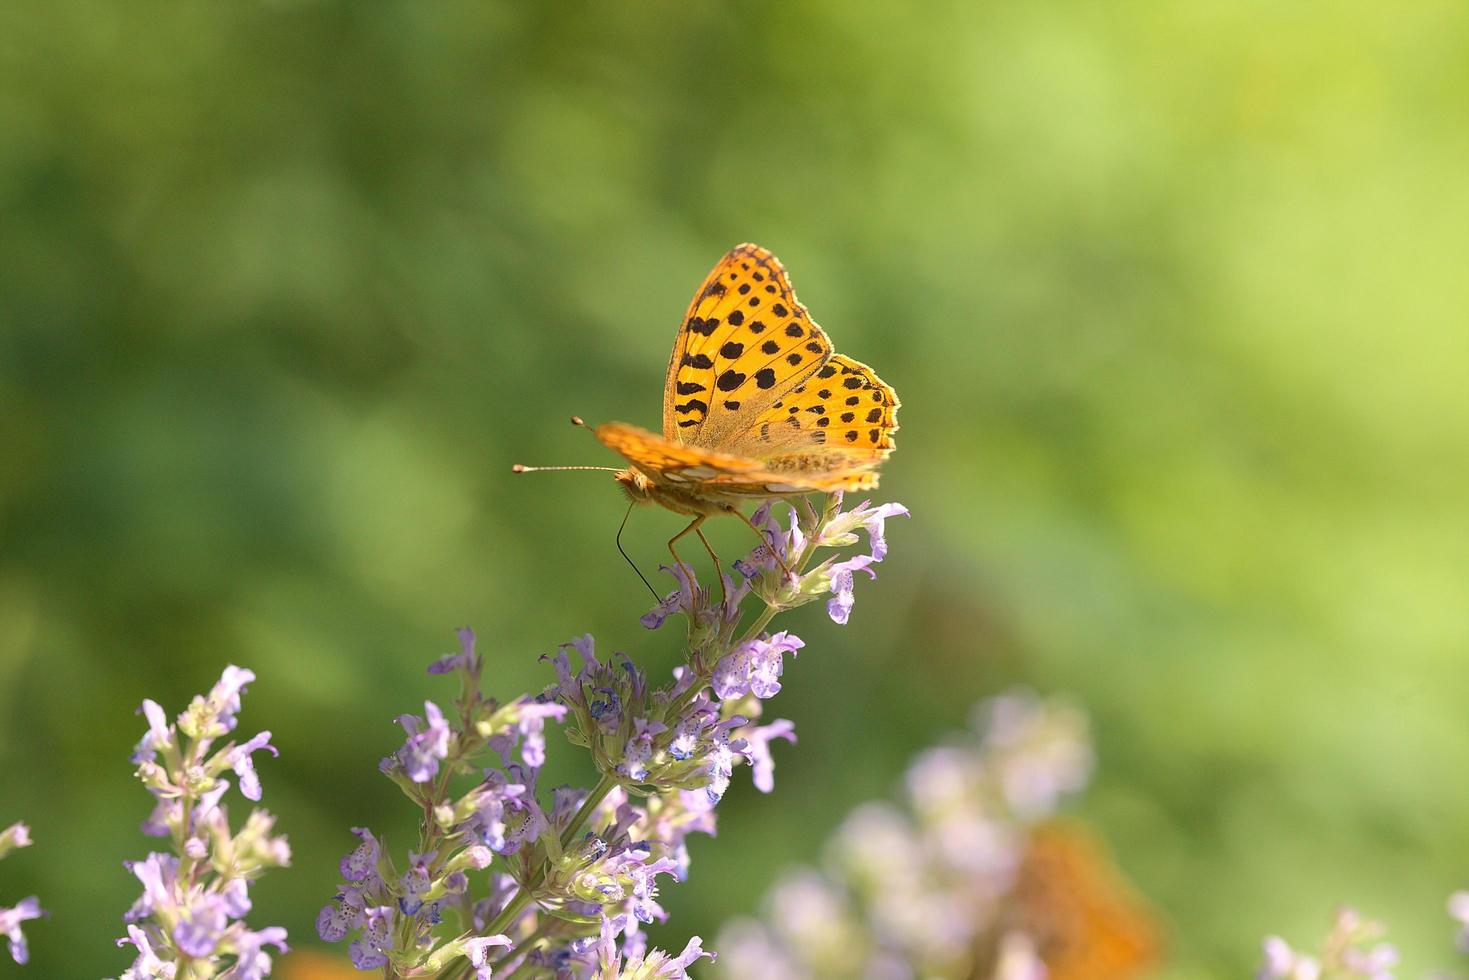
2,2 -> 1466,976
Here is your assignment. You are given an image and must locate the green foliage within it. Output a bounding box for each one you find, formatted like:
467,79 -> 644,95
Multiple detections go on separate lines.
1,2 -> 1465,976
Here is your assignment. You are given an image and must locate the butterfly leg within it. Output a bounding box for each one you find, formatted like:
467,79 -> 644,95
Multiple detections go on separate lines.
728,506 -> 796,579
694,525 -> 729,608
667,514 -> 706,586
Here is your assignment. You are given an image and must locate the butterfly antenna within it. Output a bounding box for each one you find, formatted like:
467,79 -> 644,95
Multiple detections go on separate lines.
510,464 -> 621,473
617,501 -> 661,601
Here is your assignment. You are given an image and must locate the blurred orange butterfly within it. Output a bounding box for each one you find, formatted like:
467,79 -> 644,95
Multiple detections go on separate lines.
516,244 -> 899,580
988,822 -> 1163,980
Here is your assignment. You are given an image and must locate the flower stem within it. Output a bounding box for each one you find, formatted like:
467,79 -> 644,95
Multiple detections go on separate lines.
556,773 -> 618,850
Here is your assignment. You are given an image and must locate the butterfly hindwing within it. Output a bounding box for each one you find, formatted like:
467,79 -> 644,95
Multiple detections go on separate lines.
662,244 -> 833,448
719,352 -> 899,478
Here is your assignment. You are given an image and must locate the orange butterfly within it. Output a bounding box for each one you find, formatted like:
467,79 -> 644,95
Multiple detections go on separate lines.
989,822 -> 1163,980
516,244 -> 899,580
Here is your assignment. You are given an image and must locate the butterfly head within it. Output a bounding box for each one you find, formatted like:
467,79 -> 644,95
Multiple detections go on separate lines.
614,466 -> 656,505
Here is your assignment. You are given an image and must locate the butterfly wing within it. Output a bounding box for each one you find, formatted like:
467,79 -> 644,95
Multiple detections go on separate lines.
724,353 -> 898,457
1006,824 -> 1161,980
595,421 -> 882,496
595,421 -> 767,485
662,244 -> 833,448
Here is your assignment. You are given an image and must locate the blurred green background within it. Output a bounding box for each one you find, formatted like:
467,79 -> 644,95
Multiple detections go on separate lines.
2,2 -> 1466,976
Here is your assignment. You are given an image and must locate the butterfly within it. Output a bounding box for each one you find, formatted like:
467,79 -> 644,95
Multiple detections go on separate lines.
983,822 -> 1162,980
516,244 -> 899,584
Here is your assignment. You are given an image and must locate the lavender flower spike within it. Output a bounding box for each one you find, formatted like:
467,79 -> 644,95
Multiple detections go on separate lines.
1257,908 -> 1398,980
119,665 -> 289,978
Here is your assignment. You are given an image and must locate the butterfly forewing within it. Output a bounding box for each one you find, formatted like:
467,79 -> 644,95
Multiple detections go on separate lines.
662,244 -> 833,448
594,421 -> 766,485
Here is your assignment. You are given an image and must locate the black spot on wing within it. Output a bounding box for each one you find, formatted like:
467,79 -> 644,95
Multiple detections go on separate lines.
676,381 -> 706,395
716,370 -> 746,392
761,340 -> 779,355
754,368 -> 777,389
677,399 -> 709,415
683,353 -> 714,370
727,309 -> 745,326
719,341 -> 744,359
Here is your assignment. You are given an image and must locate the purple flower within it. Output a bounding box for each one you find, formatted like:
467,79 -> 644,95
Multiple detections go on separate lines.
0,823 -> 30,855
394,701 -> 452,783
818,498 -> 910,562
0,897 -> 43,965
641,563 -> 748,633
181,665 -> 256,741
487,697 -> 568,769
712,631 -> 804,700
121,666 -> 288,979
664,701 -> 746,803
619,718 -> 669,782
742,720 -> 796,793
175,891 -> 230,957
349,905 -> 395,970
340,827 -> 382,883
733,503 -> 804,581
429,625 -> 482,675
123,852 -> 178,924
460,768 -> 548,855
825,554 -> 877,625
130,699 -> 174,765
398,851 -> 434,915
231,926 -> 289,980
462,933 -> 514,979
592,913 -> 714,979
225,731 -> 278,802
